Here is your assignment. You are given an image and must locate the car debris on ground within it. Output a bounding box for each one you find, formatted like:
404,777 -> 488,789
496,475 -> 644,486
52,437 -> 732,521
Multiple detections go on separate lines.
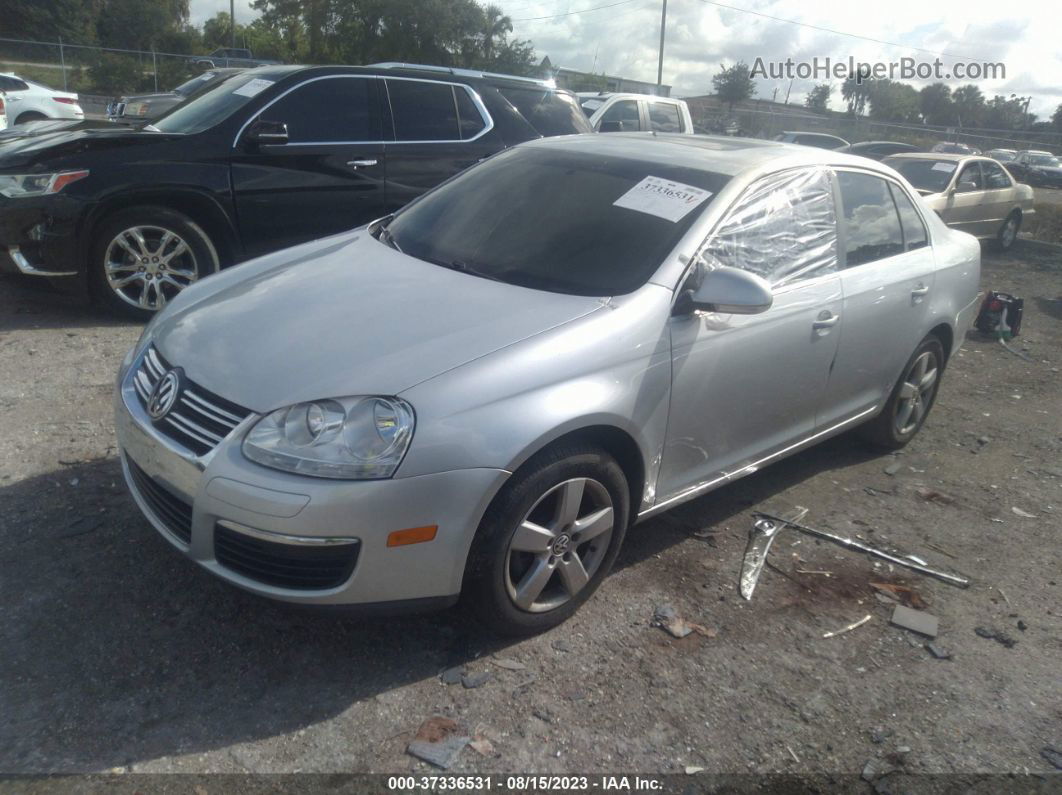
889,605 -> 939,638
822,614 -> 872,638
651,605 -> 717,639
975,626 -> 1018,648
407,717 -> 470,769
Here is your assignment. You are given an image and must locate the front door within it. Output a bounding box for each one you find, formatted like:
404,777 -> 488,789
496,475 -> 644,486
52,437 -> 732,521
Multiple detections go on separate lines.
231,75 -> 387,258
381,78 -> 503,214
939,161 -> 988,236
821,170 -> 937,425
656,167 -> 843,499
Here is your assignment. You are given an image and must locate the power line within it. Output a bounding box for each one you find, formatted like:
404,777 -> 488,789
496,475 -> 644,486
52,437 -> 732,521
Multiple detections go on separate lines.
510,0 -> 645,23
695,0 -> 995,63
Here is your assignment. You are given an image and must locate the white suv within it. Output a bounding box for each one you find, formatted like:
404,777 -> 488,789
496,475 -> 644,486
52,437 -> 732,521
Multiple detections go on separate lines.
0,74 -> 84,125
578,92 -> 693,134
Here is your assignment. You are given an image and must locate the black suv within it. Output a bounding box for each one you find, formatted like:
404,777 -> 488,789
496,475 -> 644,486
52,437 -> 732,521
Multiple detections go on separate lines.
0,63 -> 592,316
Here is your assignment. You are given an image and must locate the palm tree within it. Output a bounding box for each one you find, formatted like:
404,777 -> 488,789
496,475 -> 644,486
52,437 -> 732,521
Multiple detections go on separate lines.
481,4 -> 512,64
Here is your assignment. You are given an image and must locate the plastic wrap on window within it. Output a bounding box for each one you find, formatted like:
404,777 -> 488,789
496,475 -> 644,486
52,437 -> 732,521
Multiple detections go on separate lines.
703,167 -> 837,286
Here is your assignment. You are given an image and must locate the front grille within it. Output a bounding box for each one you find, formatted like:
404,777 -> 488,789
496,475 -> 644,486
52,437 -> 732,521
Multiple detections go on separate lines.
214,524 -> 360,591
132,346 -> 252,456
127,457 -> 193,544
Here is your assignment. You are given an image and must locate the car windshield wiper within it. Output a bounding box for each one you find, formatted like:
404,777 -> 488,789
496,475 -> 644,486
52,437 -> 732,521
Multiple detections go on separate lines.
429,258 -> 505,283
371,215 -> 402,252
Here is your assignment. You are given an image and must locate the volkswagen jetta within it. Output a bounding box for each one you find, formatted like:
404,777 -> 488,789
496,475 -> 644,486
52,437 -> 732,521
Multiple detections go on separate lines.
115,134 -> 981,634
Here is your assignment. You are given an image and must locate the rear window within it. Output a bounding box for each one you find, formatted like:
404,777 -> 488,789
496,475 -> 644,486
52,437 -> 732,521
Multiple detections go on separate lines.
497,86 -> 593,136
388,146 -> 728,296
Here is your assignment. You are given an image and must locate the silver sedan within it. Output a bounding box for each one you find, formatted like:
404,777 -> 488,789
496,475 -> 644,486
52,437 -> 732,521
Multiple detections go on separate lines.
116,134 -> 981,634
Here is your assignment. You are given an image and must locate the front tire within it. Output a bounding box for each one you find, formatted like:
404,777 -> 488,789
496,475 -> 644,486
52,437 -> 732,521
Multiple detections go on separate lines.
89,206 -> 219,320
465,443 -> 630,636
859,335 -> 945,450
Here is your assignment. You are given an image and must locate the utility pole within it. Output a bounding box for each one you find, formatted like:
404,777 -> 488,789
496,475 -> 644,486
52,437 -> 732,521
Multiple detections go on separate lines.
230,0 -> 236,49
656,0 -> 667,93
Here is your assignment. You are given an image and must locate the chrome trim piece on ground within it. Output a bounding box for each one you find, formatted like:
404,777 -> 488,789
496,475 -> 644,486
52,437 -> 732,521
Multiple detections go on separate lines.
638,406 -> 878,520
8,246 -> 77,277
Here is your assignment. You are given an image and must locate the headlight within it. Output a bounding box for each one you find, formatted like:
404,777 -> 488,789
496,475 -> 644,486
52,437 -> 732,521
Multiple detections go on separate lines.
0,170 -> 89,198
243,396 -> 414,479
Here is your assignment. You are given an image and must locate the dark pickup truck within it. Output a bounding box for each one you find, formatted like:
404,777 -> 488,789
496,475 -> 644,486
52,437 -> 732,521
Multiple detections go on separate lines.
193,48 -> 281,69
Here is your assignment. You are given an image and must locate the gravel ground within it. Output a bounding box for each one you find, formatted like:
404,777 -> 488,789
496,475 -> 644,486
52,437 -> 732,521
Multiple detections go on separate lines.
0,244 -> 1060,785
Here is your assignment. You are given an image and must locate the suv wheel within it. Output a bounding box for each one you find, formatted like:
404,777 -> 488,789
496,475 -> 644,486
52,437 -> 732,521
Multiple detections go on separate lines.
89,207 -> 219,319
859,335 -> 944,449
466,443 -> 630,636
15,111 -> 47,124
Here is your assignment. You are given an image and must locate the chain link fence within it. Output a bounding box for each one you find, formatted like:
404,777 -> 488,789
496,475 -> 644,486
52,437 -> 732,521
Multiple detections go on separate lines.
687,98 -> 1062,154
0,36 -> 220,115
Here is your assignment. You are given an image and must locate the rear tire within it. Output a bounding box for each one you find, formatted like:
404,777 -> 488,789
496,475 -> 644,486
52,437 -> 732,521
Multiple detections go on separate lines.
859,335 -> 945,450
465,443 -> 630,636
15,111 -> 47,124
995,211 -> 1021,251
88,206 -> 219,320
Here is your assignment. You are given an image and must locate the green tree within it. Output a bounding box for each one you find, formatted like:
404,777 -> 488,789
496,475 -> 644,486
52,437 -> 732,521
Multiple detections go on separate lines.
868,79 -> 920,122
804,83 -> 831,113
0,0 -> 98,43
840,70 -> 871,115
919,82 -> 954,126
712,61 -> 755,110
951,84 -> 985,127
1053,103 -> 1062,132
983,94 -> 1027,129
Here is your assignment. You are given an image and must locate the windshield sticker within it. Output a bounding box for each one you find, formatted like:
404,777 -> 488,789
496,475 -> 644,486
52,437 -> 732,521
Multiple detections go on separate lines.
581,99 -> 604,110
613,176 -> 713,223
931,162 -> 957,172
233,78 -> 274,98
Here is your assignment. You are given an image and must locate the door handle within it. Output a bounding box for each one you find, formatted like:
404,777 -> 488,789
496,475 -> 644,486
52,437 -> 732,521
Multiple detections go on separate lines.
813,310 -> 840,331
346,159 -> 378,168
911,283 -> 930,296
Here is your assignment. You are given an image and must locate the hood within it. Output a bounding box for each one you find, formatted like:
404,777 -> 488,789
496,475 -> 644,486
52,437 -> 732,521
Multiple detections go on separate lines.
0,125 -> 181,168
152,232 -> 604,412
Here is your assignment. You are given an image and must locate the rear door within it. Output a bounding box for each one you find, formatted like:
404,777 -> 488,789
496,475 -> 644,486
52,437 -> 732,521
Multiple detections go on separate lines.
231,75 -> 387,258
381,77 -> 502,214
645,100 -> 685,133
658,167 -> 843,497
821,170 -> 936,425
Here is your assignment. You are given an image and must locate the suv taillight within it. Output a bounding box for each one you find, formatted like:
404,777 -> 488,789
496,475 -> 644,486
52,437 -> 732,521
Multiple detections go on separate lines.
53,97 -> 77,105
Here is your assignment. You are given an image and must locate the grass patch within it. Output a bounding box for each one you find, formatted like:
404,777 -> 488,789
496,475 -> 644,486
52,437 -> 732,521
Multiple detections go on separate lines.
1024,203 -> 1062,245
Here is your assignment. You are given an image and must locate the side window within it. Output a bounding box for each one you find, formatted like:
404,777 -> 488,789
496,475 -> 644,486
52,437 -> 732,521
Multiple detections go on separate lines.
0,77 -> 29,91
453,87 -> 486,139
599,99 -> 640,131
836,171 -> 905,267
703,167 -> 837,286
889,184 -> 928,251
982,161 -> 1011,189
387,79 -> 460,141
957,162 -> 983,190
260,77 -> 377,143
648,102 -> 682,132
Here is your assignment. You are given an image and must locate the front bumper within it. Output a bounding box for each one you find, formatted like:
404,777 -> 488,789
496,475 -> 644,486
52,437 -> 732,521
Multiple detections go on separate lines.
114,346 -> 509,606
0,193 -> 84,276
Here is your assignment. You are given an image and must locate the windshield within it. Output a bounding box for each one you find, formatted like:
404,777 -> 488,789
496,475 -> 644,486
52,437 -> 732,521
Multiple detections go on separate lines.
889,158 -> 957,193
152,72 -> 272,134
173,71 -> 219,96
1028,154 -> 1060,167
387,146 -> 728,296
498,86 -> 594,136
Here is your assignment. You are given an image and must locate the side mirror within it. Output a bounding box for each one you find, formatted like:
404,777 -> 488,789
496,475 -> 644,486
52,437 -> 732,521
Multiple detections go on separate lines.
598,120 -> 622,133
244,118 -> 288,146
675,265 -> 773,315
956,179 -> 978,193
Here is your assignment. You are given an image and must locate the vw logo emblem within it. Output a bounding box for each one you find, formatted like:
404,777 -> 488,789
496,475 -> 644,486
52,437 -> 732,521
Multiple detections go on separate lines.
551,533 -> 572,557
147,368 -> 182,420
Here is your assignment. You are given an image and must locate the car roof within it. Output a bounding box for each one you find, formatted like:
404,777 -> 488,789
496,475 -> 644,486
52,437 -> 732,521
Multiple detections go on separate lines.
577,91 -> 679,101
849,140 -> 915,147
780,131 -> 846,138
522,132 -> 888,176
885,152 -> 970,162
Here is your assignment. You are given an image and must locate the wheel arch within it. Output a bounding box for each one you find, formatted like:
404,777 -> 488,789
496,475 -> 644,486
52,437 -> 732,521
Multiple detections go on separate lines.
927,321 -> 954,366
81,189 -> 241,271
502,421 -> 648,527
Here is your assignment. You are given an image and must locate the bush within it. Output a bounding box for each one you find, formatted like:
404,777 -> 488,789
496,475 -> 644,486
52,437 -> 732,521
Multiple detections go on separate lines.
88,53 -> 150,96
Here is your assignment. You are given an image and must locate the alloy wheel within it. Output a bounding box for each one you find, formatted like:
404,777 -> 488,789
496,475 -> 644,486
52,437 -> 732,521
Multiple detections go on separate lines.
104,225 -> 199,311
894,351 -> 939,435
504,477 -> 615,613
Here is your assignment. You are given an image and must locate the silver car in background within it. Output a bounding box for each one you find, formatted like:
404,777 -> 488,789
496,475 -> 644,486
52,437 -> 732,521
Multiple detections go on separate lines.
115,134 -> 981,634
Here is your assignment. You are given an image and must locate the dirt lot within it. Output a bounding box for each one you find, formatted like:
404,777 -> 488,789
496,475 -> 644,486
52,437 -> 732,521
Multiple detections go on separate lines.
1,244 -> 1060,785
